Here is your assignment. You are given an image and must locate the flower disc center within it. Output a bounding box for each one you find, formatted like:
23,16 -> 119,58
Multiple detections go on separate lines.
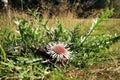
53,44 -> 66,54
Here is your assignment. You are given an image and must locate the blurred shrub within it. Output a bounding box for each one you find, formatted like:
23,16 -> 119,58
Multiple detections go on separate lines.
112,0 -> 120,18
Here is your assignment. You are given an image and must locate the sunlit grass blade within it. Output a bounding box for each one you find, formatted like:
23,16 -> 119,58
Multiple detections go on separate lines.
0,45 -> 6,62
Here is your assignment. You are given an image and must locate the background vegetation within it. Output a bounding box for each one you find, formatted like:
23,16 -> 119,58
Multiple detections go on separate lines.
0,0 -> 120,18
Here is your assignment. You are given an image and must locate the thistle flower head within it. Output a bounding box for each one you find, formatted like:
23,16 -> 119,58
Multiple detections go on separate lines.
45,42 -> 71,61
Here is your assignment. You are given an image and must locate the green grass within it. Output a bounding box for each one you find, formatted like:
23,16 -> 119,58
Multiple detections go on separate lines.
0,9 -> 120,80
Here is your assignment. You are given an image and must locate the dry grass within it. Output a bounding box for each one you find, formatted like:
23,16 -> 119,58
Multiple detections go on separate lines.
1,10 -> 120,31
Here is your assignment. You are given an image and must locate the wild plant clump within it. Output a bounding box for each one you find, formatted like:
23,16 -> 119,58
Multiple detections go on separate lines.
0,9 -> 120,79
